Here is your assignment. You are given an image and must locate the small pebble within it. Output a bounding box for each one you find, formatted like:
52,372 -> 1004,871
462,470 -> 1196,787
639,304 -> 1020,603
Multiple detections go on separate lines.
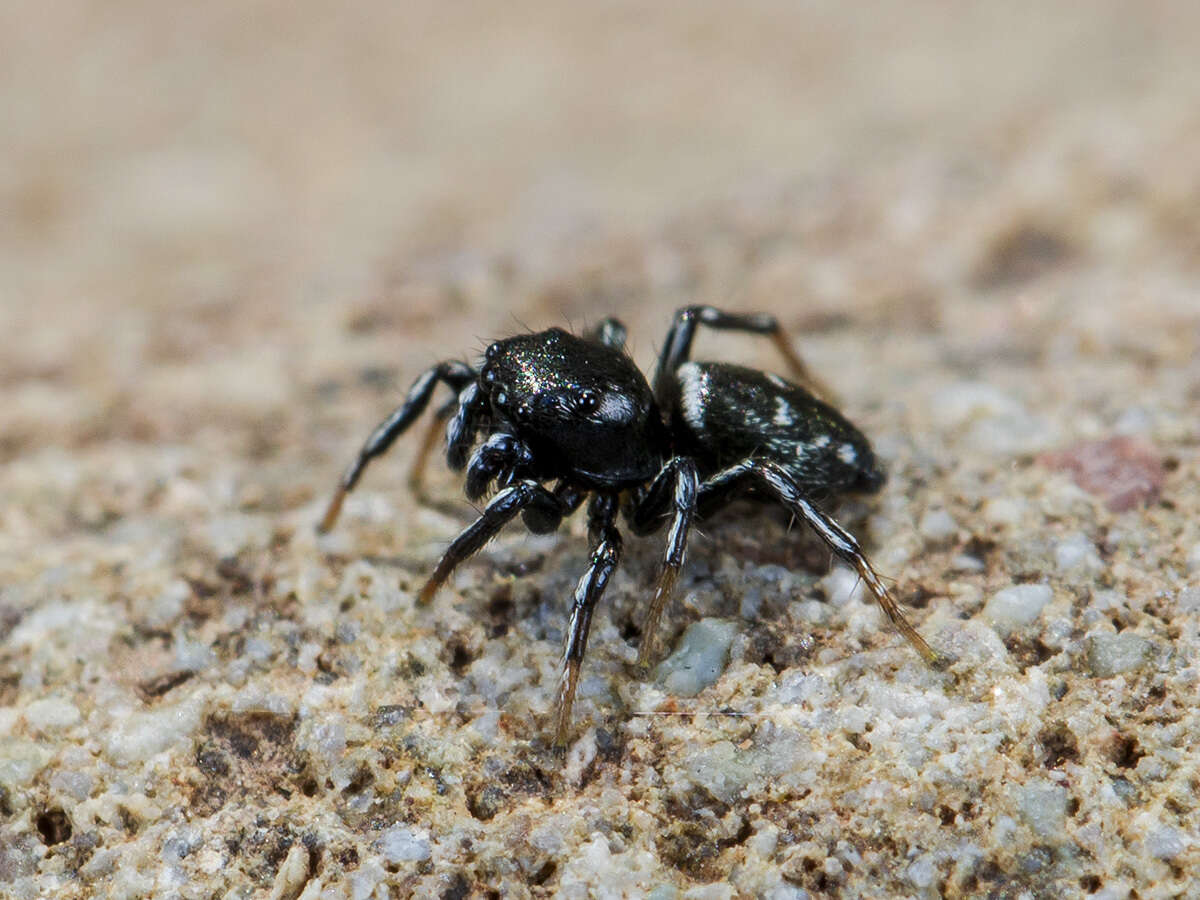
983,584 -> 1053,632
682,884 -> 734,900
106,702 -> 203,766
50,769 -> 94,801
173,630 -> 216,672
147,580 -> 189,628
951,554 -> 986,573
378,826 -> 432,863
918,509 -> 957,543
1143,825 -> 1187,861
930,382 -> 1024,428
819,566 -> 865,607
1177,587 -> 1200,613
269,842 -> 310,900
681,740 -> 757,804
791,599 -> 830,624
1054,533 -> 1102,575
80,848 -> 119,880
983,497 -> 1025,528
906,855 -> 936,889
1089,590 -> 1125,612
763,886 -> 808,900
747,824 -> 779,859
1038,436 -> 1165,512
162,827 -> 202,863
1015,779 -> 1070,838
23,697 -> 81,731
654,618 -> 739,697
931,382 -> 1056,454
349,858 -> 387,900
1113,405 -> 1153,435
1086,633 -> 1156,677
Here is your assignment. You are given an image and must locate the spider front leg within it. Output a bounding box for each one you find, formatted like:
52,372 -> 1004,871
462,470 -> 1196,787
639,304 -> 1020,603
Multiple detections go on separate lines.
319,361 -> 476,532
418,479 -> 567,605
697,460 -> 951,668
653,305 -> 835,403
444,381 -> 488,471
555,493 -> 623,745
464,433 -> 535,502
626,456 -> 698,667
464,434 -> 583,533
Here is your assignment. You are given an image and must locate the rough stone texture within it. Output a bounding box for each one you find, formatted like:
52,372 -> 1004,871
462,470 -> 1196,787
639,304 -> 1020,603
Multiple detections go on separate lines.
2,3 -> 1199,898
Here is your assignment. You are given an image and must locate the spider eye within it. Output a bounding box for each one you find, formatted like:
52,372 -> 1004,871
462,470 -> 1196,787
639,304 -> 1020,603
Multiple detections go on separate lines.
485,342 -> 503,361
514,401 -> 533,422
575,389 -> 598,413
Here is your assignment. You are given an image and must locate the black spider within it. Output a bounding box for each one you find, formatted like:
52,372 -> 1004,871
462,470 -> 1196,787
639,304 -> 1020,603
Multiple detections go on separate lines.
319,306 -> 947,743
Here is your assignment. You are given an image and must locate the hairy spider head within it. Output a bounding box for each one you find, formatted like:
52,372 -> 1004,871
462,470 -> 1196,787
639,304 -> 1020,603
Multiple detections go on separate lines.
479,328 -> 668,486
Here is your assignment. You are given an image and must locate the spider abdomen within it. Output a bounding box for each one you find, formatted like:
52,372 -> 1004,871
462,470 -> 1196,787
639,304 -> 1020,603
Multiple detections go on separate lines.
667,361 -> 885,496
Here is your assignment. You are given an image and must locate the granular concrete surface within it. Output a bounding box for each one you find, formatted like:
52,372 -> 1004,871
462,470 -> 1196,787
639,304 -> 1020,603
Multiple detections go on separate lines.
2,3 -> 1200,898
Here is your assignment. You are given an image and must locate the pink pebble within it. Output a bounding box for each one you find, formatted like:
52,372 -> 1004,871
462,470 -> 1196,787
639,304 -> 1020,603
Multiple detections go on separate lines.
1038,436 -> 1165,512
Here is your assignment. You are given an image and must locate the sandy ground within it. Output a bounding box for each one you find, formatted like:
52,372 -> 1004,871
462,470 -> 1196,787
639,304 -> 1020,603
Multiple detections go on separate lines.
2,2 -> 1200,897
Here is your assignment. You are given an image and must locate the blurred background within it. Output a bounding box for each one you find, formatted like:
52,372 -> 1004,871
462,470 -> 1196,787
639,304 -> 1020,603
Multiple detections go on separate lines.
0,0 -> 1194,541
4,2 -> 1197,458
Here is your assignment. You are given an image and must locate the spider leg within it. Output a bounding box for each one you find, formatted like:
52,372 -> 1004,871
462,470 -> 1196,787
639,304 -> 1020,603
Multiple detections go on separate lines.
465,436 -> 588,534
696,459 -> 949,668
625,457 -> 699,667
527,480 -> 588,536
319,361 -> 476,532
464,433 -> 535,502
555,493 -> 622,745
445,381 -> 489,471
584,317 -> 628,350
551,480 -> 589,517
653,305 -> 836,404
418,479 -> 566,605
406,395 -> 459,510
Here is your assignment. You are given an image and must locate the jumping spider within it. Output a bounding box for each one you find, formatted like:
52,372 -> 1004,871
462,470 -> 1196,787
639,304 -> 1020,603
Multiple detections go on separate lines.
319,306 -> 948,743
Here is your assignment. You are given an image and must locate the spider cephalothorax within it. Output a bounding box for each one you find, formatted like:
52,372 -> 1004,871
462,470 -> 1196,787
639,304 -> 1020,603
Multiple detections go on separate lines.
319,306 -> 947,743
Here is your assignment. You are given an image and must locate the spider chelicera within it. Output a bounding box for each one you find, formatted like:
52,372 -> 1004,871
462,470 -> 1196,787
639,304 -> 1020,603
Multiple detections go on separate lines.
319,306 -> 947,744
